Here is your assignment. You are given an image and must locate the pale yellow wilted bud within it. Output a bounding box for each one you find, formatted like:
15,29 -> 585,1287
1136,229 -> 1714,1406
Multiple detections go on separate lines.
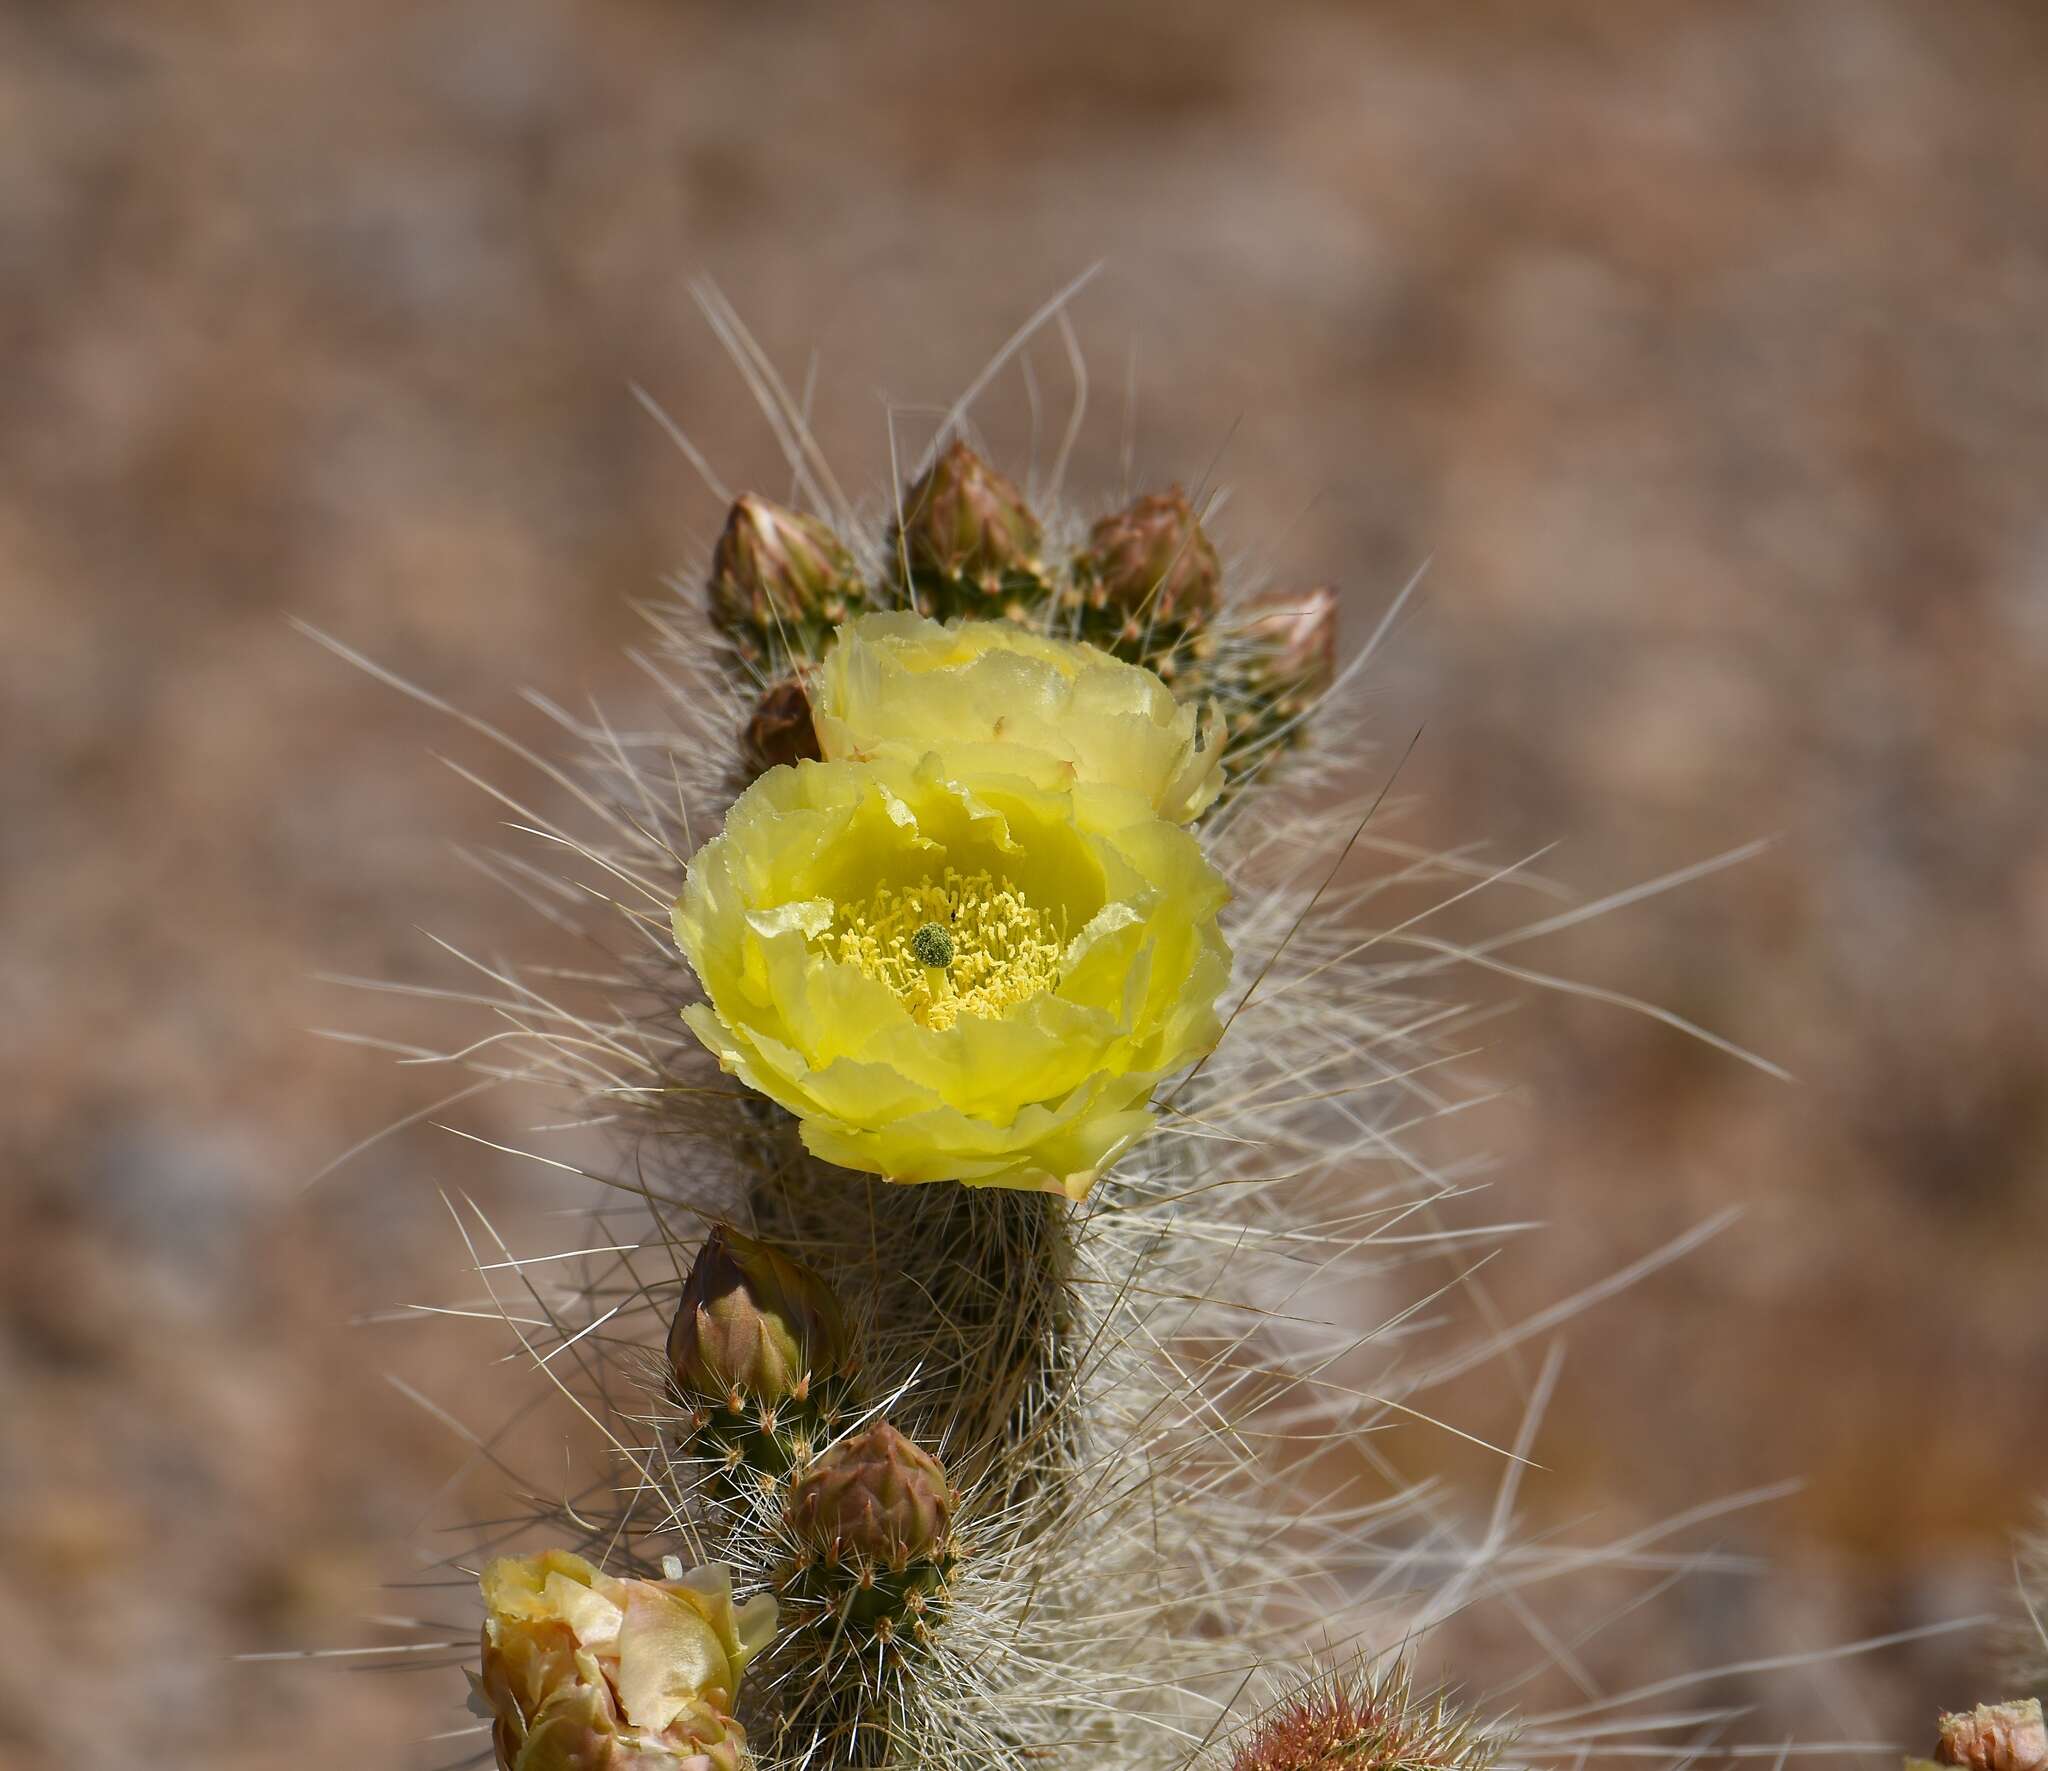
473,1549 -> 776,1771
1917,1701 -> 2048,1771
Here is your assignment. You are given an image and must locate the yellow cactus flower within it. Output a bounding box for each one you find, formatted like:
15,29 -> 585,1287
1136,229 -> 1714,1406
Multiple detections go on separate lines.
474,1550 -> 777,1771
673,751 -> 1230,1199
811,611 -> 1226,824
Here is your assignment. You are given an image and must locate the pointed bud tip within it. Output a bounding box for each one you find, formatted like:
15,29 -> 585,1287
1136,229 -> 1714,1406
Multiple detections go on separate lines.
894,439 -> 1043,588
786,1420 -> 956,1566
1076,484 -> 1222,622
668,1225 -> 851,1408
707,494 -> 860,645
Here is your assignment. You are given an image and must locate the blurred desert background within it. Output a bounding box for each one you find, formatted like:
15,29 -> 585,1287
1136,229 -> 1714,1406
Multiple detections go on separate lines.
4,1 -> 2046,1765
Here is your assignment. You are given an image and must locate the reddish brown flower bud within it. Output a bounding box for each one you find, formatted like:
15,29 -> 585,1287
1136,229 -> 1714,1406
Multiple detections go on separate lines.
668,1226 -> 850,1409
1074,486 -> 1221,627
743,677 -> 821,773
786,1421 -> 955,1569
707,495 -> 861,652
892,440 -> 1042,591
1245,585 -> 1339,699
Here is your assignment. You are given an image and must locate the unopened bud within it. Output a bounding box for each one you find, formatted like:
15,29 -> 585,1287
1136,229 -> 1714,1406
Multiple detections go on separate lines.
1935,1702 -> 2048,1771
787,1421 -> 955,1568
743,677 -> 821,774
1073,487 -> 1220,627
893,440 -> 1042,591
1245,585 -> 1339,699
669,1225 -> 850,1408
708,495 -> 861,651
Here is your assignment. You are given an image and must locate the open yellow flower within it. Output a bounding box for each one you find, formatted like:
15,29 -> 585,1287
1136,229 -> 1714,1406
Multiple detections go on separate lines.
673,751 -> 1229,1199
474,1550 -> 776,1771
811,611 -> 1226,823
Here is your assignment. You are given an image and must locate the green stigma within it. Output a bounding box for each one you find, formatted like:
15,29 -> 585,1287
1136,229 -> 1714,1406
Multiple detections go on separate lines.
909,921 -> 955,970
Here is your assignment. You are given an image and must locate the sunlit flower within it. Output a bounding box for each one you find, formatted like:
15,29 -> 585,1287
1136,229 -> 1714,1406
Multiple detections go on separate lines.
673,750 -> 1229,1198
474,1550 -> 776,1771
811,611 -> 1225,824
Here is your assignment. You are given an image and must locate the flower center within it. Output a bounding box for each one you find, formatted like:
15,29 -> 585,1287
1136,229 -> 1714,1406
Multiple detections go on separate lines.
830,868 -> 1066,1031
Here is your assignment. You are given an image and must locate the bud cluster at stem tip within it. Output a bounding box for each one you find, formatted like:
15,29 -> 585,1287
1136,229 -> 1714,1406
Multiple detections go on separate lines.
694,441 -> 1344,814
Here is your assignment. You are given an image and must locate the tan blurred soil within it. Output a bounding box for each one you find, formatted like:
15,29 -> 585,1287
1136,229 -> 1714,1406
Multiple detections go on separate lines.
3,2 -> 2045,1763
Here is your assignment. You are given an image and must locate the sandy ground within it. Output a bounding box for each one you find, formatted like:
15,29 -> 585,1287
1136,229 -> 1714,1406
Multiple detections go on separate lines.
3,2 -> 2046,1764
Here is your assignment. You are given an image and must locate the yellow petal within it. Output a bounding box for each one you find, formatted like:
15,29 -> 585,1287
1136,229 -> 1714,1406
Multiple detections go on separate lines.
673,698 -> 1231,1197
814,612 -> 1223,823
615,1584 -> 731,1732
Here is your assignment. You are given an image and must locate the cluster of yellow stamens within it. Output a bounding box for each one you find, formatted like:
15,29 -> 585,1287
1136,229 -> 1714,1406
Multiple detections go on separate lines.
828,868 -> 1067,1031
